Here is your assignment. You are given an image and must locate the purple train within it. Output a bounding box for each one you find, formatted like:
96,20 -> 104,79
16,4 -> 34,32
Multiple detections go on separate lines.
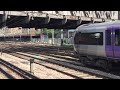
73,21 -> 120,71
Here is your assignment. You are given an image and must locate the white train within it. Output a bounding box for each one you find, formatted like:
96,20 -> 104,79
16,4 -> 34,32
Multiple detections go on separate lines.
73,21 -> 120,71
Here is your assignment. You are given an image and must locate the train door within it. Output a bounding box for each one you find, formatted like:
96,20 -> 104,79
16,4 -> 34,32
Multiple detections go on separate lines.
113,27 -> 120,58
105,28 -> 114,57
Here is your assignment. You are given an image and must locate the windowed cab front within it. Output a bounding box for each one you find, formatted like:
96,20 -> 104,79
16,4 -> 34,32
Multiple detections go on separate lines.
74,25 -> 120,62
74,27 -> 105,58
74,24 -> 120,70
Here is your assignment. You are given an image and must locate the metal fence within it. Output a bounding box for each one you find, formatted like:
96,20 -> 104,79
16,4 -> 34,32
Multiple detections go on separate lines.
30,38 -> 74,45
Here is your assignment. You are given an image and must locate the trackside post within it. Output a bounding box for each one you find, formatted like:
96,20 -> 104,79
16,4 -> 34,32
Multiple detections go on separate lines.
30,59 -> 34,74
1,48 -> 2,55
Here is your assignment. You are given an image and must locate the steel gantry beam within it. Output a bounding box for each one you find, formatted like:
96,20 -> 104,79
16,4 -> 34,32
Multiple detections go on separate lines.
0,11 -> 118,29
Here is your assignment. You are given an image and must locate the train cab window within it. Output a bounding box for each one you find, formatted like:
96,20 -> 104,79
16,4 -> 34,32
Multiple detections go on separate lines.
115,29 -> 120,46
106,30 -> 111,45
75,32 -> 103,45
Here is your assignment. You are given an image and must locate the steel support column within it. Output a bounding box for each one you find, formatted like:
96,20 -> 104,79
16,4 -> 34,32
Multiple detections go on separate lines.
52,29 -> 54,45
76,17 -> 82,25
62,15 -> 67,25
61,29 -> 64,46
45,14 -> 50,24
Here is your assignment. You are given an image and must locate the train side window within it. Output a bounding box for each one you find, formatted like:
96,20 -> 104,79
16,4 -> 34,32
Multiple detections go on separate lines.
106,30 -> 111,45
115,29 -> 120,46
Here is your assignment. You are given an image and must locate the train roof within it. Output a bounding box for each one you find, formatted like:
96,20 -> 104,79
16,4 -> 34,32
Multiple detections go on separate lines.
77,21 -> 120,29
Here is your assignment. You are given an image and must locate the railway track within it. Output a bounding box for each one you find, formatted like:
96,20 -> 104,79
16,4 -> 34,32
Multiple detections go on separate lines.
4,46 -> 78,61
3,45 -> 75,57
2,44 -> 120,79
24,51 -> 120,77
26,52 -> 81,66
28,51 -> 79,61
4,50 -> 120,79
0,59 -> 39,79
